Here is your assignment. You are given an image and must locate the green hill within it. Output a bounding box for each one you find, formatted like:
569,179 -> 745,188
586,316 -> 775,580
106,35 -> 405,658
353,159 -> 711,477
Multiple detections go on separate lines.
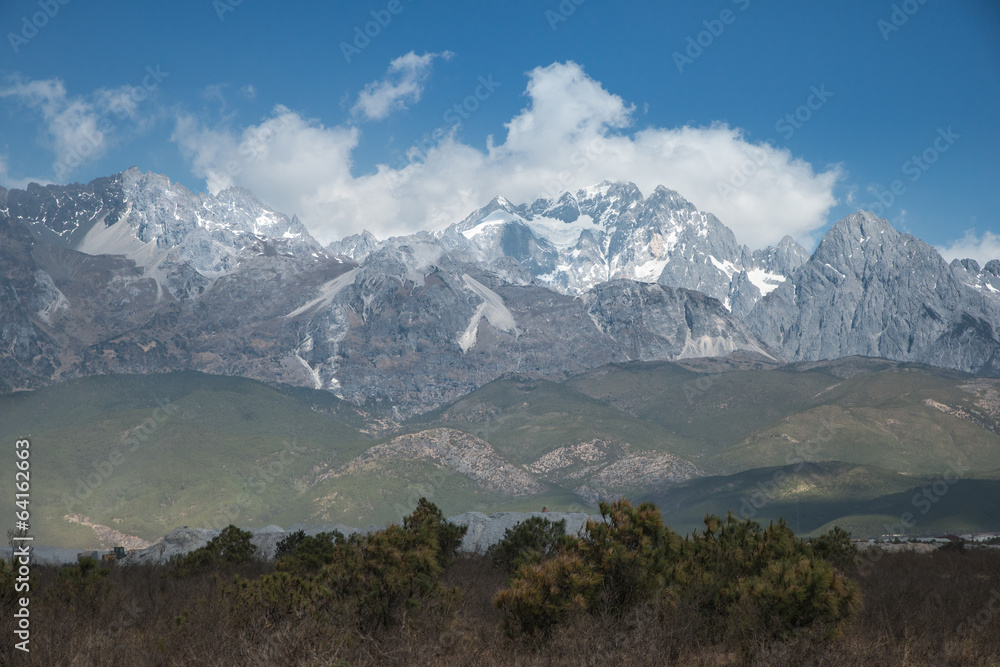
1,372 -> 374,546
3,358 -> 999,547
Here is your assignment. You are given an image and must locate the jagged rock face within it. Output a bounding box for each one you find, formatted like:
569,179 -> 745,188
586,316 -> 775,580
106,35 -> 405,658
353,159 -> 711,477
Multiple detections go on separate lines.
4,169 -> 1000,413
951,257 -> 1000,306
4,175 -> 129,247
584,281 -> 772,361
327,230 -> 381,262
0,214 -> 58,391
311,254 -> 768,414
2,167 -> 324,300
747,212 -> 1000,374
442,181 -> 806,313
0,172 -> 769,412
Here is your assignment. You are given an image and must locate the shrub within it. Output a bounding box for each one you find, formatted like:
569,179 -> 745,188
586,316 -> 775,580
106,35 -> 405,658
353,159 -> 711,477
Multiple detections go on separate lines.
275,530 -> 345,574
488,516 -> 566,574
668,515 -> 860,640
230,500 -> 463,634
44,556 -> 111,613
495,503 -> 862,643
577,499 -> 680,614
171,525 -> 258,574
328,523 -> 446,632
403,497 -> 467,567
274,530 -> 306,560
494,552 -> 601,638
811,525 -> 858,570
494,499 -> 680,634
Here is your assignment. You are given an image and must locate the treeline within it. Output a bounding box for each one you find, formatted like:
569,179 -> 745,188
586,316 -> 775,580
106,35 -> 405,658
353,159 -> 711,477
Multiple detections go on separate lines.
2,498 -> 998,665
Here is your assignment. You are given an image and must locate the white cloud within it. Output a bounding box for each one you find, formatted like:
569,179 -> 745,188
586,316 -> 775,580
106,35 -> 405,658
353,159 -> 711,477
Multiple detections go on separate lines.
351,51 -> 452,121
173,60 -> 842,249
171,105 -> 359,208
0,75 -> 161,180
937,230 -> 1000,265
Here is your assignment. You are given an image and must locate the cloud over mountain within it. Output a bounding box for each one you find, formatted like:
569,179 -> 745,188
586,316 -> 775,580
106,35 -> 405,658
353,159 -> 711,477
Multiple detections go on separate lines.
174,60 -> 841,248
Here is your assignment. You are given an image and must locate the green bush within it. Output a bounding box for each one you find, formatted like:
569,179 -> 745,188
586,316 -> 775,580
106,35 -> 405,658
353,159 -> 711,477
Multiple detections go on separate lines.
577,499 -> 680,614
810,525 -> 859,570
275,530 -> 345,574
230,499 -> 464,634
488,516 -> 566,573
171,525 -> 258,574
668,515 -> 860,640
494,502 -> 861,643
274,529 -> 306,560
403,497 -> 467,567
494,499 -> 680,634
494,552 -> 601,638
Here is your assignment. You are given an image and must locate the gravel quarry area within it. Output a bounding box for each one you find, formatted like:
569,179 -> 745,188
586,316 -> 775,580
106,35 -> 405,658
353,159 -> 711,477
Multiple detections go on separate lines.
6,512 -> 599,565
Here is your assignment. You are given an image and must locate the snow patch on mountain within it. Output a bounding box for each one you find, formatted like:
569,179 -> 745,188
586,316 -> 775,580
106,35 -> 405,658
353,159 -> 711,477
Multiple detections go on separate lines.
458,274 -> 518,352
285,268 -> 361,319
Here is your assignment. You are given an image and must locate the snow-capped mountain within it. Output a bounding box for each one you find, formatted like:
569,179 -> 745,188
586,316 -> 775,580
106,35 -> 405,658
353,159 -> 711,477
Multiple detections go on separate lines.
430,181 -> 808,316
4,167 -> 324,300
950,257 -> 1000,303
2,168 -> 1000,416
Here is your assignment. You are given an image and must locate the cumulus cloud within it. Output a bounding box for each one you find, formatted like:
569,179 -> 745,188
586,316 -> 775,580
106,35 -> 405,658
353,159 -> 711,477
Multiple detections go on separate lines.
173,60 -> 842,249
0,74 -> 162,179
171,105 -> 359,207
937,230 -> 1000,265
352,51 -> 452,121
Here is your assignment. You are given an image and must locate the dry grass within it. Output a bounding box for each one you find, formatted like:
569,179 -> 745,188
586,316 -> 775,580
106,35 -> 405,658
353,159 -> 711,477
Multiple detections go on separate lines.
5,548 -> 1000,666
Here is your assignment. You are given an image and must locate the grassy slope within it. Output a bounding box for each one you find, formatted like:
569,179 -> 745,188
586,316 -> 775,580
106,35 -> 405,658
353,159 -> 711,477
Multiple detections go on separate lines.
410,376 -> 697,465
1,372 -> 372,546
565,360 -> 1000,477
3,359 -> 999,546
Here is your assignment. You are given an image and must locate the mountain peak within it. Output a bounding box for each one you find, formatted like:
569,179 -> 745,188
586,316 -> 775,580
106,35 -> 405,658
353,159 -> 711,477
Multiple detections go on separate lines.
646,185 -> 695,212
832,210 -> 899,237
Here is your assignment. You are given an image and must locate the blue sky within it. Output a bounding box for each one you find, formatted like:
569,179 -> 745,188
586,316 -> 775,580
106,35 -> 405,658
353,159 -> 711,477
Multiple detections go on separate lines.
1,1 -> 998,258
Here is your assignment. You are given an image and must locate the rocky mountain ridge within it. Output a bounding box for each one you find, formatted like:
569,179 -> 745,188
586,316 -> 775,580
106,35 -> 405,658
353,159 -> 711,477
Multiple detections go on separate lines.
2,168 -> 999,416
